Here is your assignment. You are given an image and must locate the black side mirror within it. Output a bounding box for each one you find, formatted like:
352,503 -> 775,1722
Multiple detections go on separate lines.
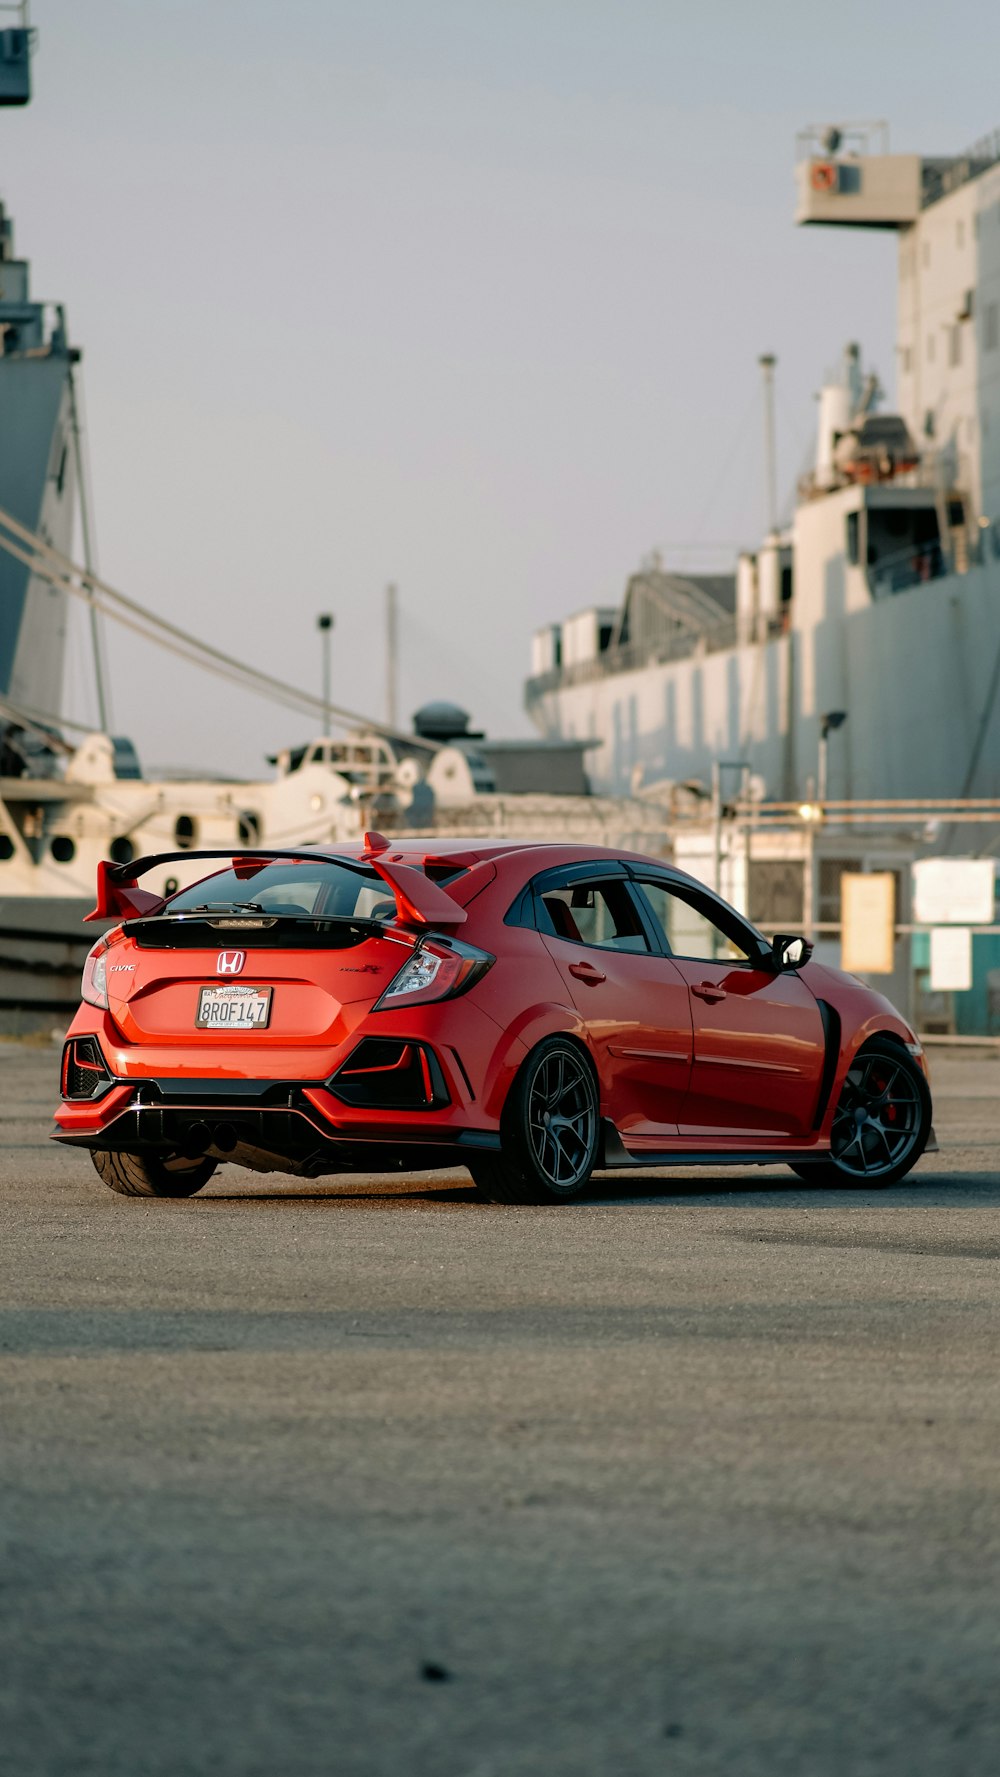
770,932 -> 813,972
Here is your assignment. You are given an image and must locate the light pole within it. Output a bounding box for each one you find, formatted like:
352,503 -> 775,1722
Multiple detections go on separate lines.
317,612 -> 334,737
818,709 -> 847,805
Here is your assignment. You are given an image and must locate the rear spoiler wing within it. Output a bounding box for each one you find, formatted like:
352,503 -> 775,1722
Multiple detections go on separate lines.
86,836 -> 467,930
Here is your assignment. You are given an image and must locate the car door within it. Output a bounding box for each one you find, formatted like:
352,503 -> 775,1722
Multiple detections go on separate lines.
531,866 -> 692,1144
631,875 -> 826,1142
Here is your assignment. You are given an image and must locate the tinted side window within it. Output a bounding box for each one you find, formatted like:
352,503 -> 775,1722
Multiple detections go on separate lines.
539,879 -> 650,953
636,880 -> 754,964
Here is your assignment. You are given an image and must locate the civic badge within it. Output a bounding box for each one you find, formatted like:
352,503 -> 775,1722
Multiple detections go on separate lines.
216,951 -> 246,975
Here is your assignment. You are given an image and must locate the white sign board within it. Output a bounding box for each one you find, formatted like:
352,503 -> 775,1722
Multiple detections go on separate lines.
841,872 -> 895,974
913,858 -> 995,926
929,925 -> 973,992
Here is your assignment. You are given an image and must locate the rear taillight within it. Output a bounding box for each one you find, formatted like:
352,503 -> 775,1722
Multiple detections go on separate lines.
81,926 -> 123,1009
81,935 -> 112,1009
373,936 -> 494,1011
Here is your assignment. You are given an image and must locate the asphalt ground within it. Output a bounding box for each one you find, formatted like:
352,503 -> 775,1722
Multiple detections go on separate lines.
1,1041 -> 999,1777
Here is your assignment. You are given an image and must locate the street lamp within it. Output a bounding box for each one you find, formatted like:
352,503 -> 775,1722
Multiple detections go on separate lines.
818,709 -> 847,805
317,612 -> 334,737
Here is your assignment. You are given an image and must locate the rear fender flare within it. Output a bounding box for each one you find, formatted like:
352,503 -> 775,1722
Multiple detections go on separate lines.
479,1001 -> 592,1122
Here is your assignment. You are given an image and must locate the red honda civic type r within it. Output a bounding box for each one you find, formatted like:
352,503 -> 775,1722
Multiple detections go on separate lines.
54,835 -> 934,1203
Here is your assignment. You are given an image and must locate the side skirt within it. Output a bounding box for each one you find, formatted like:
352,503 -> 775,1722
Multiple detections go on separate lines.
598,1121 -> 830,1172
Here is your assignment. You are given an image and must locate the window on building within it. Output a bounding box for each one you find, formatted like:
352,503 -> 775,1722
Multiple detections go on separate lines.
901,345 -> 913,374
818,858 -> 862,926
985,302 -> 999,352
746,861 -> 806,933
949,325 -> 962,368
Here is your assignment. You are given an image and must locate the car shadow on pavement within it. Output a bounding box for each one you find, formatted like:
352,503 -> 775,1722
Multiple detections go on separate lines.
200,1164 -> 1000,1210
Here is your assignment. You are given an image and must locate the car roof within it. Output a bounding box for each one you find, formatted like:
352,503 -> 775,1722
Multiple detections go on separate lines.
324,838 -> 672,867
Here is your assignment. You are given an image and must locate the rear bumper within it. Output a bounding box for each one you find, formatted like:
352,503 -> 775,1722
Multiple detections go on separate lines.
52,1076 -> 500,1176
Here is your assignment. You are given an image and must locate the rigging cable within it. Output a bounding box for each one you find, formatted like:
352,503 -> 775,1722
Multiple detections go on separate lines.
0,504 -> 432,751
66,364 -> 112,731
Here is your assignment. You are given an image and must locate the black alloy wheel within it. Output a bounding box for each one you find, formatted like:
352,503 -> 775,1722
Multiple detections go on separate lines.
470,1036 -> 600,1204
91,1150 -> 218,1198
789,1037 -> 931,1188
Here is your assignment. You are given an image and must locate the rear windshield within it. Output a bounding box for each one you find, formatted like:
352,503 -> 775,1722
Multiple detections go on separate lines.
165,857 -> 467,922
168,860 -> 396,922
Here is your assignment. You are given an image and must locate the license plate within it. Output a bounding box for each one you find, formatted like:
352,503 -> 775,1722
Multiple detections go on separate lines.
196,984 -> 273,1030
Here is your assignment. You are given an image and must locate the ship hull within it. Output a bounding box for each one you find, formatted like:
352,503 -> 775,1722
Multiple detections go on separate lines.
526,558 -> 1000,803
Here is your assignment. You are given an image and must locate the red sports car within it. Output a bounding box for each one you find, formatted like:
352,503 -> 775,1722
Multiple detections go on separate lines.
53,835 -> 934,1203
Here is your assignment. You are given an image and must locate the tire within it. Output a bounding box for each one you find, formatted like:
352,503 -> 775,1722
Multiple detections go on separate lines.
90,1149 -> 218,1198
471,1036 -> 600,1205
788,1037 -> 931,1189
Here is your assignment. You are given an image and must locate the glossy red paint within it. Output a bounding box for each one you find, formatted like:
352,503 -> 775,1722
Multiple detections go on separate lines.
55,839 -> 931,1189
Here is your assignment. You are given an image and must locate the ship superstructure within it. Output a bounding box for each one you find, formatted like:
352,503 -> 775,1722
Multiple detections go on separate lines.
525,123 -> 1000,808
0,199 -> 78,720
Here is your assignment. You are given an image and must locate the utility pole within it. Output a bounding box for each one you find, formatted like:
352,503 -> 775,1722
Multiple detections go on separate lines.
317,612 -> 333,736
385,582 -> 398,729
759,354 -> 778,536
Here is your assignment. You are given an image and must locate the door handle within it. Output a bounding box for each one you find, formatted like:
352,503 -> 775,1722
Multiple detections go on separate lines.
568,960 -> 606,985
691,981 -> 726,1002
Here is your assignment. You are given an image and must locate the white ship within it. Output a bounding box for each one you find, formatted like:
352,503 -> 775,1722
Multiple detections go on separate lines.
525,123 -> 1000,809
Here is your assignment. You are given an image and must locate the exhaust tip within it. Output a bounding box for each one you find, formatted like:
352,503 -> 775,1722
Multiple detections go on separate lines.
212,1121 -> 238,1153
182,1120 -> 212,1157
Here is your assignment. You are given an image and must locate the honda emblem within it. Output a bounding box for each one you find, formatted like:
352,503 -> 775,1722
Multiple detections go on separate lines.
216,951 -> 246,975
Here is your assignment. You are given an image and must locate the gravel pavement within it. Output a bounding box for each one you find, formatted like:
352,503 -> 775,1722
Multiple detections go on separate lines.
1,1040 -> 999,1776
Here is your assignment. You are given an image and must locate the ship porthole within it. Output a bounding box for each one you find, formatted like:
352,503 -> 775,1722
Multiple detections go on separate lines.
174,814 -> 198,850
51,835 -> 77,864
110,836 -> 135,865
0,834 -> 14,861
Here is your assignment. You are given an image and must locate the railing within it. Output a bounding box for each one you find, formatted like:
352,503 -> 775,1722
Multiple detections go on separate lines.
728,797 -> 1000,827
922,131 -> 1000,207
525,618 -> 739,701
868,540 -> 948,598
868,531 -> 987,599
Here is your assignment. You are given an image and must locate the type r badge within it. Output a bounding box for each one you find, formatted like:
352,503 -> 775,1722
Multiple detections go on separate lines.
216,951 -> 246,975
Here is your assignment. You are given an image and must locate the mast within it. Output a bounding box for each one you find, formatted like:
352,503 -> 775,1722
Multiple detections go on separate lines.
758,354 -> 778,535
385,582 -> 398,729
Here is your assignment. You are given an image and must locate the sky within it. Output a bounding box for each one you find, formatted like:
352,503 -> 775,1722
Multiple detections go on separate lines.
5,0 -> 1000,774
